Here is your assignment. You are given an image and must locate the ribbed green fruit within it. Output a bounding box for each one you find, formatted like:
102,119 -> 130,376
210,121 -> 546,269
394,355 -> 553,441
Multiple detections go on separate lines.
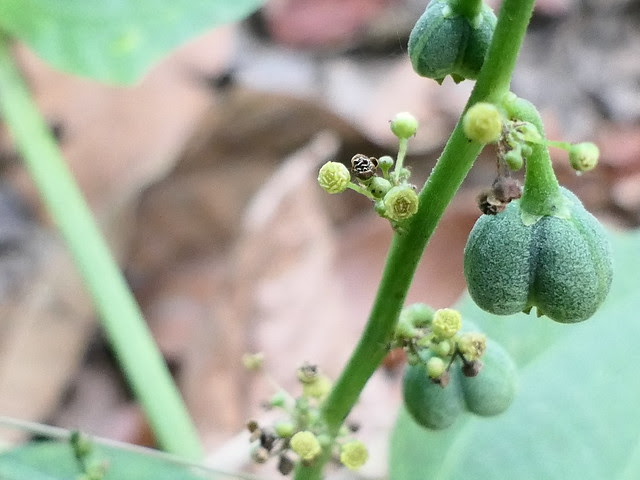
459,340 -> 517,416
403,360 -> 463,430
408,0 -> 496,82
464,187 -> 613,323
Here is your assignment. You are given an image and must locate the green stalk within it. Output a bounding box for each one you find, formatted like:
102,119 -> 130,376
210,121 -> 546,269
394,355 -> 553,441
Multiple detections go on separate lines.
502,95 -> 565,219
450,0 -> 483,20
0,34 -> 202,460
295,0 -> 536,478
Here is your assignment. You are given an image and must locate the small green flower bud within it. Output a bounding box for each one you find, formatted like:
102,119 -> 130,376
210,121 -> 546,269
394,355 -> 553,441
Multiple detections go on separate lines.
401,303 -> 435,327
268,390 -> 288,408
368,177 -> 392,199
463,102 -> 503,144
378,155 -> 394,174
504,149 -> 524,171
569,142 -> 599,172
242,352 -> 264,371
374,200 -> 386,217
426,356 -> 447,379
395,317 -> 418,340
318,161 -> 350,194
457,332 -> 487,361
432,339 -> 452,357
340,440 -> 369,470
303,375 -> 332,400
297,363 -> 319,384
290,431 -> 322,461
274,421 -> 295,438
432,308 -> 462,339
390,112 -> 419,139
383,186 -> 419,222
517,122 -> 542,144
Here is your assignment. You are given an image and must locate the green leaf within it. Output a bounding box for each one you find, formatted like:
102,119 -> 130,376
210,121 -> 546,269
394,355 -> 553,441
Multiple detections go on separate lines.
0,0 -> 264,84
391,230 -> 640,480
0,440 -> 212,479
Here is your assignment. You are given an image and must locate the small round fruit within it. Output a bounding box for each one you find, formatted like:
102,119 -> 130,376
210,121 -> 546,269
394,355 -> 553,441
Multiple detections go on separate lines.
403,360 -> 463,430
390,112 -> 419,139
459,340 -> 517,417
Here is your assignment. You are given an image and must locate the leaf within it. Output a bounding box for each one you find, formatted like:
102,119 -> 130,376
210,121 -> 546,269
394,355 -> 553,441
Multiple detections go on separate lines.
0,440 -> 213,480
0,0 -> 264,84
390,230 -> 640,480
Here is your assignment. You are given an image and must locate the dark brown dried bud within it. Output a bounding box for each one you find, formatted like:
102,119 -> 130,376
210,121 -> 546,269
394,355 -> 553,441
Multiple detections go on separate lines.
433,370 -> 450,388
462,360 -> 483,377
350,154 -> 378,180
278,454 -> 295,475
492,177 -> 522,203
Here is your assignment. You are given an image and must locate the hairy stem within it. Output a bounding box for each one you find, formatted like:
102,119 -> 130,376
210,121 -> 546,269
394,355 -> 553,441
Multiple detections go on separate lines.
502,95 -> 564,218
450,0 -> 483,20
295,0 -> 536,478
0,34 -> 202,460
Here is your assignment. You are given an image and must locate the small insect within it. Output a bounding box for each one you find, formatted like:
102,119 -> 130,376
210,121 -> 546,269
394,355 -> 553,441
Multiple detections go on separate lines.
350,154 -> 378,180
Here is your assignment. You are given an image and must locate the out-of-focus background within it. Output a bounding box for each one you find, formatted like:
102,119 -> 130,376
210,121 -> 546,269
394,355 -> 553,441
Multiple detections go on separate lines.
0,0 -> 638,477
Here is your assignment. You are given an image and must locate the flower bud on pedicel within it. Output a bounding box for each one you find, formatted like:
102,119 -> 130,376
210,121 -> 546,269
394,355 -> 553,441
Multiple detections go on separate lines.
290,431 -> 322,461
569,142 -> 599,172
390,112 -> 419,139
317,161 -> 350,194
463,102 -> 503,144
426,356 -> 447,379
368,177 -> 392,199
340,441 -> 369,470
383,186 -> 419,222
408,0 -> 497,83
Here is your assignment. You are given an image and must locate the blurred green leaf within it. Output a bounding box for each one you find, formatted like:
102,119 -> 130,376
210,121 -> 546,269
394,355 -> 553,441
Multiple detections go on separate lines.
0,440 -> 215,479
0,0 -> 264,84
391,230 -> 640,480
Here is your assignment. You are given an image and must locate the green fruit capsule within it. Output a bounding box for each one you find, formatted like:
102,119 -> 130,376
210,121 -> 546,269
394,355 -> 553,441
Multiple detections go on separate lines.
403,359 -> 463,430
464,187 -> 613,323
459,340 -> 517,417
408,0 -> 496,82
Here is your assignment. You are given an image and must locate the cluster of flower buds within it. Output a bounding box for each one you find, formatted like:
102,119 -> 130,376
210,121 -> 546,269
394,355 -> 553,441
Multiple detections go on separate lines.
245,358 -> 368,475
392,304 -> 488,386
317,112 -> 421,230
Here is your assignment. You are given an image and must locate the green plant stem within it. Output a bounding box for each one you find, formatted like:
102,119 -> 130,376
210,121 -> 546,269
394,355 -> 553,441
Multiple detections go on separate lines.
295,0 -> 536,478
502,95 -> 564,218
347,182 -> 376,200
392,138 -> 408,183
0,34 -> 202,460
450,0 -> 483,20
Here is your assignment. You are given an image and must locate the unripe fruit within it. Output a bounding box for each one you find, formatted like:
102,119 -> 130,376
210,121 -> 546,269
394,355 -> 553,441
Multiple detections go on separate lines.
459,340 -> 517,416
408,0 -> 497,82
390,112 -> 419,139
403,358 -> 463,430
464,187 -> 613,323
463,102 -> 503,144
